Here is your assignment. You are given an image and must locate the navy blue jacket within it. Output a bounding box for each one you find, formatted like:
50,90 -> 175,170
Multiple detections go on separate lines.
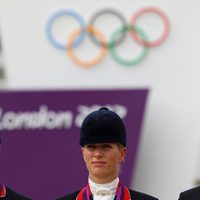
1,187 -> 31,200
178,186 -> 200,200
56,189 -> 158,200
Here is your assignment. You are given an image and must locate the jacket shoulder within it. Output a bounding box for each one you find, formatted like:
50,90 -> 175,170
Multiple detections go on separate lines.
55,191 -> 79,200
5,187 -> 31,200
129,189 -> 159,200
179,186 -> 200,199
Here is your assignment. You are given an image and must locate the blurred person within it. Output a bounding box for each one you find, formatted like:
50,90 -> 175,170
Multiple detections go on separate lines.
0,32 -> 6,82
0,137 -> 31,200
56,107 -> 158,200
193,142 -> 200,186
178,186 -> 200,200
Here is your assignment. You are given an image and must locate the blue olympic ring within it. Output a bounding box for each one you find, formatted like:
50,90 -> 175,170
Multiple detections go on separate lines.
45,9 -> 85,49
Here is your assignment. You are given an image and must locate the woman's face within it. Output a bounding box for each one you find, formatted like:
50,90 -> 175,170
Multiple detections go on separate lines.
82,143 -> 126,183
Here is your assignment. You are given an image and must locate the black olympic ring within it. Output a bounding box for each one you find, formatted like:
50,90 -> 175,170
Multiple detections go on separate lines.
88,8 -> 128,48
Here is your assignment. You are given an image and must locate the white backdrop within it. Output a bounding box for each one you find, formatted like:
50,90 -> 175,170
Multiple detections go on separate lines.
1,0 -> 200,200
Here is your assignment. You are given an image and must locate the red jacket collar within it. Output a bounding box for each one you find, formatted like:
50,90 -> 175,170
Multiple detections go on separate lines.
0,184 -> 6,198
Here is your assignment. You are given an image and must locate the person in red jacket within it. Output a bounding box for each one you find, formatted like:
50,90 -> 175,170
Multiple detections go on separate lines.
0,137 -> 31,200
56,107 -> 158,200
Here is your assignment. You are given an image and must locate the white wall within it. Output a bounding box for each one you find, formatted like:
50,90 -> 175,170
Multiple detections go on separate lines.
1,0 -> 200,199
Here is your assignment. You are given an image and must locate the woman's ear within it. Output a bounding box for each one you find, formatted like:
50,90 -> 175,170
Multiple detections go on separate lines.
81,147 -> 86,161
119,147 -> 127,162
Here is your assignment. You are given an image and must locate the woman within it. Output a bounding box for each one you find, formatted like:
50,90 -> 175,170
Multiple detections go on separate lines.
56,107 -> 158,200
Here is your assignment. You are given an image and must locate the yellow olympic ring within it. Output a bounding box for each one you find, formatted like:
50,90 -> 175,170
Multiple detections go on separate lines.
67,26 -> 107,68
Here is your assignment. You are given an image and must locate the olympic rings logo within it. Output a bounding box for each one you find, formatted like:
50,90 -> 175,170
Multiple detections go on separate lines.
45,7 -> 170,68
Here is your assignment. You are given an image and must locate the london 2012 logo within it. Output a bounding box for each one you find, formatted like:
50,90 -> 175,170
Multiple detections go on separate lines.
45,7 -> 170,68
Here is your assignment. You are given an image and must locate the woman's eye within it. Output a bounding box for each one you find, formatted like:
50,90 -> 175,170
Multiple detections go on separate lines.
86,145 -> 96,150
103,144 -> 112,149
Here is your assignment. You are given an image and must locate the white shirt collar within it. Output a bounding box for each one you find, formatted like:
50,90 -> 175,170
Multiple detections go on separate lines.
88,177 -> 119,196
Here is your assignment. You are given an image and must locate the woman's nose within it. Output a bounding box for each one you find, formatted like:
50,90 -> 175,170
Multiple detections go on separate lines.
94,149 -> 103,158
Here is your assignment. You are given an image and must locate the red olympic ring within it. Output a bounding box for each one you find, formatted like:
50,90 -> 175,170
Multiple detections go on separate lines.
130,6 -> 170,47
